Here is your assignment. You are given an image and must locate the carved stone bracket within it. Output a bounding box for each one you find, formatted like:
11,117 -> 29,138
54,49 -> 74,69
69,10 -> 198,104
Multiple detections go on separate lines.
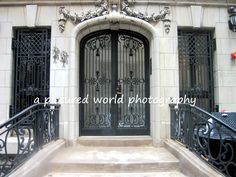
58,0 -> 171,34
52,46 -> 69,67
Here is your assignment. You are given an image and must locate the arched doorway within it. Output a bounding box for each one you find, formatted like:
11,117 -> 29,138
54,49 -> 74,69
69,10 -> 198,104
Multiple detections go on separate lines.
80,30 -> 150,136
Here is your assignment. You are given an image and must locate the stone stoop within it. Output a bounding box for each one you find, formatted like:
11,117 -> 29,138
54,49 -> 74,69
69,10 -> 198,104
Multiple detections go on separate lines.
43,137 -> 187,177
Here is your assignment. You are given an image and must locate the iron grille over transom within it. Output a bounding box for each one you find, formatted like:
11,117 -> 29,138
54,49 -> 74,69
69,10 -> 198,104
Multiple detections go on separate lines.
12,28 -> 51,115
178,29 -> 214,112
80,30 -> 150,136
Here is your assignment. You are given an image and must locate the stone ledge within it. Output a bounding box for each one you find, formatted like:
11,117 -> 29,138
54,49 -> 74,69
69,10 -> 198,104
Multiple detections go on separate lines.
134,0 -> 236,7
43,171 -> 187,177
0,0 -> 234,6
9,139 -> 66,177
164,139 -> 224,177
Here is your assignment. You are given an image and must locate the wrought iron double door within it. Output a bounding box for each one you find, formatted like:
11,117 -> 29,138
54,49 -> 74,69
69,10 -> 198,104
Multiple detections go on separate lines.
80,30 -> 150,135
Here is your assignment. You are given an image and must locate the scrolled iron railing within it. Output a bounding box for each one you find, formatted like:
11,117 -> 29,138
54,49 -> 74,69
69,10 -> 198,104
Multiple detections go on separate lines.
169,103 -> 236,177
0,103 -> 60,177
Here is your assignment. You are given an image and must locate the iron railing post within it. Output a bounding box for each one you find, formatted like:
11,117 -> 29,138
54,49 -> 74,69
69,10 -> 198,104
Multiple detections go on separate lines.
9,105 -> 13,118
183,105 -> 190,148
54,105 -> 60,139
34,110 -> 43,150
170,104 -> 176,139
188,105 -> 194,151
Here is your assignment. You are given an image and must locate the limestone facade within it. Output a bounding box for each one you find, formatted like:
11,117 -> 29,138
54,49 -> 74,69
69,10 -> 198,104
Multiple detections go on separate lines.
0,0 -> 236,142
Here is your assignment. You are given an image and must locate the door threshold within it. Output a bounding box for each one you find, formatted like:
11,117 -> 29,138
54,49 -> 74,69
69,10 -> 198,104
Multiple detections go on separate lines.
77,136 -> 153,147
78,135 -> 152,140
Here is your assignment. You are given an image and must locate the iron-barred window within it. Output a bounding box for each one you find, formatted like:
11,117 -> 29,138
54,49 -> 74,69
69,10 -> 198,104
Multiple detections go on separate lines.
12,28 -> 51,115
178,29 -> 214,112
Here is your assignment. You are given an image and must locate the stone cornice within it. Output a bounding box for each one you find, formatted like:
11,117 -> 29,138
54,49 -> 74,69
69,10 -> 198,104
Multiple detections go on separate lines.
0,0 -> 95,6
0,0 -> 235,7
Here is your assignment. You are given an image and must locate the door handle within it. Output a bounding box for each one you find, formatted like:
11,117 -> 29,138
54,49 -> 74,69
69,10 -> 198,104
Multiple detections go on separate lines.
116,84 -> 122,97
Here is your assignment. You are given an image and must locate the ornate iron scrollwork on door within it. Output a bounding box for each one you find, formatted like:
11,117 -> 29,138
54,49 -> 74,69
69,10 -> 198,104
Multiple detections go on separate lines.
85,71 -> 111,92
122,71 -> 145,92
86,106 -> 111,128
80,30 -> 150,135
119,106 -> 145,128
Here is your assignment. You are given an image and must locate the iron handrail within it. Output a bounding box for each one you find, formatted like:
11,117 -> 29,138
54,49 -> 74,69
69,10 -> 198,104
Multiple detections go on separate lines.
169,103 -> 236,177
0,103 -> 59,129
169,103 -> 236,134
0,103 -> 60,177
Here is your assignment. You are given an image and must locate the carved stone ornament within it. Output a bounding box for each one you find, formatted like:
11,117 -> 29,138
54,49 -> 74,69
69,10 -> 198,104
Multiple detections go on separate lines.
58,0 -> 109,33
58,0 -> 171,33
52,46 -> 69,67
52,46 -> 60,63
60,51 -> 69,67
121,0 -> 171,33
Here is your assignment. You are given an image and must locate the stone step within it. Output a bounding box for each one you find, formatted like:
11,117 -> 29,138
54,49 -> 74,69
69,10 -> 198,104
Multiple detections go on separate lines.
44,171 -> 186,177
49,146 -> 180,173
76,136 -> 153,147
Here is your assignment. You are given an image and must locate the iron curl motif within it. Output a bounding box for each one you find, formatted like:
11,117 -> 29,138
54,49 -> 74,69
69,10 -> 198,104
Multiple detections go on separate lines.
86,107 -> 111,128
86,35 -> 110,50
119,34 -> 143,50
0,103 -> 60,176
119,107 -> 145,128
85,71 -> 111,92
122,71 -> 145,92
170,103 -> 236,177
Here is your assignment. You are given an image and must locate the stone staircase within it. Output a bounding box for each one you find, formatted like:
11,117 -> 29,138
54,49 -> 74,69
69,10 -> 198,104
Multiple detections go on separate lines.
43,136 -> 187,177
